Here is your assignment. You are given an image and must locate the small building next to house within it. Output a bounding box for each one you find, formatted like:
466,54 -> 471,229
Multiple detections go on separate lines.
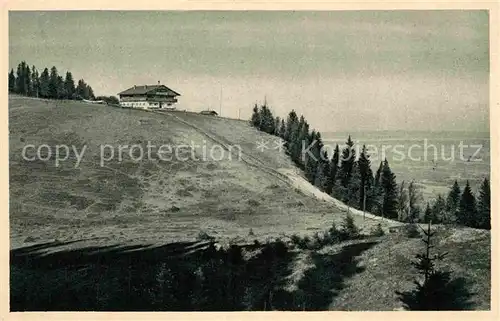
117,82 -> 180,110
200,110 -> 218,116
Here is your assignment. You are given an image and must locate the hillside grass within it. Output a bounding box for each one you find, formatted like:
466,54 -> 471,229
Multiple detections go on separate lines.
9,96 -> 347,249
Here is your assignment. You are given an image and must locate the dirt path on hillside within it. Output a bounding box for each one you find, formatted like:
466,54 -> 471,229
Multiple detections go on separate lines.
154,111 -> 403,229
278,168 -> 404,227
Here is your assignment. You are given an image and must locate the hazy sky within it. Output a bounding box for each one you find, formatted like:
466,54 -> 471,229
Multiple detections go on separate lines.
9,11 -> 489,132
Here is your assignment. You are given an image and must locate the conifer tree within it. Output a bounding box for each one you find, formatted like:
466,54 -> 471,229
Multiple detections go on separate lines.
16,62 -> 27,95
346,161 -> 362,207
325,144 -> 340,195
432,194 -> 446,224
251,104 -> 260,127
304,130 -> 321,183
369,161 -> 385,215
39,68 -> 50,98
290,116 -> 306,166
358,145 -> 373,210
76,79 -> 88,99
56,75 -> 66,99
284,110 -> 298,144
423,202 -> 433,223
273,116 -> 280,136
381,159 -> 398,219
8,69 -> 16,93
457,180 -> 477,227
313,149 -> 327,189
25,65 -> 32,96
446,180 -> 461,219
279,119 -> 286,139
64,71 -> 76,99
340,211 -> 360,240
397,181 -> 409,221
258,104 -> 274,134
338,135 -> 356,188
87,84 -> 95,100
288,118 -> 303,166
48,66 -> 59,99
31,66 -> 39,98
408,181 -> 423,223
396,221 -> 474,310
477,178 -> 490,229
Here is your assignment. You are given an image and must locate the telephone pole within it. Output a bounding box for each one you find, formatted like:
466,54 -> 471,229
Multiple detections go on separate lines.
363,185 -> 366,220
219,85 -> 222,116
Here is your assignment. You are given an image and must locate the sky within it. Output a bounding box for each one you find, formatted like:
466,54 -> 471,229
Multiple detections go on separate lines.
9,11 -> 489,132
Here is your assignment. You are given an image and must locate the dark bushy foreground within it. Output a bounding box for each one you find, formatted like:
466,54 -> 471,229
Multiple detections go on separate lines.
11,224 -> 377,311
396,222 -> 475,310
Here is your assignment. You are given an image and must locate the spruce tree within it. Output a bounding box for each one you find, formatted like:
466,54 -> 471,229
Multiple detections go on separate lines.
325,144 -> 340,195
381,159 -> 398,219
288,118 -> 303,166
340,211 -> 360,239
397,181 -> 408,221
290,116 -> 306,166
273,116 -> 280,136
279,119 -> 286,139
48,66 -> 59,99
31,66 -> 39,98
396,221 -> 474,310
304,130 -> 321,183
251,104 -> 260,127
314,149 -> 331,191
369,161 -> 385,215
87,84 -> 95,100
338,135 -> 356,188
284,110 -> 298,144
8,69 -> 16,93
25,65 -> 32,96
358,145 -> 373,211
457,180 -> 477,227
408,181 -> 423,223
76,79 -> 87,99
56,75 -> 66,99
346,161 -> 362,207
64,71 -> 76,99
258,104 -> 274,133
432,194 -> 446,224
477,178 -> 490,229
446,180 -> 461,219
423,202 -> 433,223
39,68 -> 50,98
16,62 -> 26,95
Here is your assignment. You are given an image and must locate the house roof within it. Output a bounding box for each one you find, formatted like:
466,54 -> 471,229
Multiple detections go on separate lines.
118,85 -> 181,96
200,110 -> 218,115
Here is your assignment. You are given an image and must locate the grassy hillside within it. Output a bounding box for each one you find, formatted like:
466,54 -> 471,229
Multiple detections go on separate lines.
9,96 -> 490,310
9,95 -> 352,249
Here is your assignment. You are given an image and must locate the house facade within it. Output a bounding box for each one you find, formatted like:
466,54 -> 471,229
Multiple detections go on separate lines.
117,83 -> 180,109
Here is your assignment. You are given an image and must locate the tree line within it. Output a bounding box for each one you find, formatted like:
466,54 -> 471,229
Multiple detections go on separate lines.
8,61 -> 95,100
250,102 -> 490,230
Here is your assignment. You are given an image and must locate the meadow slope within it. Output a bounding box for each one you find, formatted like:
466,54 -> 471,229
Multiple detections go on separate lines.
9,96 -> 355,249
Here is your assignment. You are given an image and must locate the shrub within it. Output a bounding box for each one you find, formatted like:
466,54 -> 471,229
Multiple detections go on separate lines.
405,223 -> 421,238
340,212 -> 360,239
197,230 -> 215,242
371,223 -> 385,237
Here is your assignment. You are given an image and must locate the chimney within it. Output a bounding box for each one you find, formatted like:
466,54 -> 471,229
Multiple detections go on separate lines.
158,80 -> 160,85
134,85 -> 136,89
145,85 -> 148,89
